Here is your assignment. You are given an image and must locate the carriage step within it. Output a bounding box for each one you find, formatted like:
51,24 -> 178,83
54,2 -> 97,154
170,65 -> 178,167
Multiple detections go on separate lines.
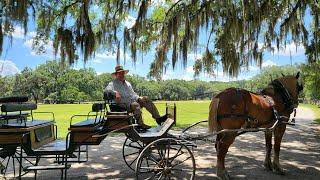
23,164 -> 71,171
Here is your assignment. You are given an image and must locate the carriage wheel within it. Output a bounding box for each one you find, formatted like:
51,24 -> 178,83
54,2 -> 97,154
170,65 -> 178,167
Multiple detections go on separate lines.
135,138 -> 196,180
122,136 -> 145,171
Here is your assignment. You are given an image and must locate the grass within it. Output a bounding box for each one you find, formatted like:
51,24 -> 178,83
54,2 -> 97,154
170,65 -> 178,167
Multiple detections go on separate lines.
299,103 -> 320,124
35,100 -> 211,138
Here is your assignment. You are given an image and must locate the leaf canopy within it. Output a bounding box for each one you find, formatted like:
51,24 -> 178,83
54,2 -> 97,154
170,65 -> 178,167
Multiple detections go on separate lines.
0,0 -> 319,78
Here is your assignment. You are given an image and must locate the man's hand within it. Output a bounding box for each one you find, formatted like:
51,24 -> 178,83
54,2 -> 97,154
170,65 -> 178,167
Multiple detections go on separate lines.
138,96 -> 148,103
115,91 -> 121,103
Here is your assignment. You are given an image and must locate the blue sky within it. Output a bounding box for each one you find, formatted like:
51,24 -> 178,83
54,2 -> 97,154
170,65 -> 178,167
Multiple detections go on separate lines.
0,8 -> 307,81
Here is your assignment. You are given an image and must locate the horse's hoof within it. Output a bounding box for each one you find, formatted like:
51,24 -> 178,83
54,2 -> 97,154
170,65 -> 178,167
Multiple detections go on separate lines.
217,169 -> 231,180
264,160 -> 272,171
272,164 -> 285,175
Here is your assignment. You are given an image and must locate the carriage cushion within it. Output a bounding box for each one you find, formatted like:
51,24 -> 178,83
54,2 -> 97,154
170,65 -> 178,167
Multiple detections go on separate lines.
0,96 -> 28,103
138,118 -> 174,138
2,120 -> 52,128
70,119 -> 101,127
1,103 -> 37,112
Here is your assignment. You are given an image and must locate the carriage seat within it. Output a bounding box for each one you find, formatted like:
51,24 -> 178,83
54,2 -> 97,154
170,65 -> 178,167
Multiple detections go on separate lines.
1,103 -> 53,127
0,96 -> 31,122
138,118 -> 174,138
70,103 -> 105,129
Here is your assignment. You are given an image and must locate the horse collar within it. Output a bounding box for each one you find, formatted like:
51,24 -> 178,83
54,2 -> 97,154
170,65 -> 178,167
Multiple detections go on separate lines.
270,79 -> 296,112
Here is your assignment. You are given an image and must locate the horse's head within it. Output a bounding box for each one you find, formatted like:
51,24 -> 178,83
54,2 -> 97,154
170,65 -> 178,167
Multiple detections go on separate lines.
272,72 -> 303,110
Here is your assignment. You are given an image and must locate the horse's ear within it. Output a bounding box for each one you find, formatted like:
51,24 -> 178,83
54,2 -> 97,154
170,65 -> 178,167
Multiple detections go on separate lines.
296,72 -> 300,79
281,73 -> 285,77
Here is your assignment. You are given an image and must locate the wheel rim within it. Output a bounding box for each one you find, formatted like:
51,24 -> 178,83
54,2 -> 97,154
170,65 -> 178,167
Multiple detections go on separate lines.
122,136 -> 144,171
136,138 -> 196,180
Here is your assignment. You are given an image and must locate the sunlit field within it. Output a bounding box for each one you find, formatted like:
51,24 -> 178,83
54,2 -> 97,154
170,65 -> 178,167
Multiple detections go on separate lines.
34,100 -> 211,138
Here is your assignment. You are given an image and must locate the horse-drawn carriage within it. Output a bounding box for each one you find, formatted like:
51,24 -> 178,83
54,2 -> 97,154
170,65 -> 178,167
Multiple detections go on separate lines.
0,92 -> 196,179
0,72 -> 303,180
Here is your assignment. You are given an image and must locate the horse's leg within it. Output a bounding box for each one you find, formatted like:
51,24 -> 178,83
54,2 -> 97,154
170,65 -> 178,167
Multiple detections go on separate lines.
216,132 -> 236,180
264,130 -> 273,170
272,124 -> 286,174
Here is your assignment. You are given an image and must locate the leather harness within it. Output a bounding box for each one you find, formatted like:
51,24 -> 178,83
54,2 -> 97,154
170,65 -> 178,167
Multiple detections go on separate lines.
217,80 -> 297,126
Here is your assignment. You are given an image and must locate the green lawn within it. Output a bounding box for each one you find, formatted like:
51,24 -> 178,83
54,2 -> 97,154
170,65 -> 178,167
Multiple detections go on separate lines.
35,101 -> 211,138
299,103 -> 320,124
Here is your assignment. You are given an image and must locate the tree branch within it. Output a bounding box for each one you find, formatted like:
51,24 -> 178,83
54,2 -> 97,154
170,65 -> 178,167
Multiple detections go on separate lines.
280,0 -> 302,29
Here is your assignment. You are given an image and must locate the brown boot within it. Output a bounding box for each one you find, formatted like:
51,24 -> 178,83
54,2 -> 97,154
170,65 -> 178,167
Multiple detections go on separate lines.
156,114 -> 168,125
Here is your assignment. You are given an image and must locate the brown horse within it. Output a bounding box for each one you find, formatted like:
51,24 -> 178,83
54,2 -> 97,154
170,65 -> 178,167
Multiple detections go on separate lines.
208,72 -> 303,180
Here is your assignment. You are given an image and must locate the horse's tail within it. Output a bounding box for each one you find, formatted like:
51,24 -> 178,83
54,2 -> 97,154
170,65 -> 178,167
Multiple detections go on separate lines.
208,97 -> 220,133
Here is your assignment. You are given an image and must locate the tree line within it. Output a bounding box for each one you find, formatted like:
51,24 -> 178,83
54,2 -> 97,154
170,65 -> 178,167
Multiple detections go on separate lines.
1,60 -> 316,103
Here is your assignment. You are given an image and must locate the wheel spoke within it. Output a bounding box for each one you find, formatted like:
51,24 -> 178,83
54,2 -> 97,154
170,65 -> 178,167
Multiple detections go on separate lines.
169,145 -> 183,164
123,138 -> 144,171
148,154 -> 161,166
135,140 -> 143,148
157,171 -> 164,180
171,167 -> 194,172
129,155 -> 139,166
146,171 -> 162,180
171,156 -> 192,168
139,166 -> 164,170
157,146 -> 164,160
127,143 -> 142,149
166,140 -> 171,166
124,151 -> 140,157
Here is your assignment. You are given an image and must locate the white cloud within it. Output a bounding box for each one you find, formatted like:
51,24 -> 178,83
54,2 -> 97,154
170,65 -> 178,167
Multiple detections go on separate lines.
96,52 -> 117,59
9,26 -> 36,39
244,59 -> 277,72
0,60 -> 20,76
186,66 -> 194,73
162,70 -> 174,80
272,42 -> 305,56
95,49 -> 131,61
151,0 -> 179,6
151,0 -> 166,6
187,53 -> 203,62
23,38 -> 55,58
182,75 -> 193,81
258,42 -> 304,57
262,59 -> 277,67
10,26 -> 26,39
124,15 -> 136,28
93,59 -> 103,64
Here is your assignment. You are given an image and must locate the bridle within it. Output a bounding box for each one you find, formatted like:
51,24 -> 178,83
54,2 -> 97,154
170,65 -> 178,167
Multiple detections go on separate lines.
270,79 -> 299,112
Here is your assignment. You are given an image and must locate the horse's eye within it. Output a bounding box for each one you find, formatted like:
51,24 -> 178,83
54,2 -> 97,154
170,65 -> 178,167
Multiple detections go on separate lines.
297,84 -> 303,91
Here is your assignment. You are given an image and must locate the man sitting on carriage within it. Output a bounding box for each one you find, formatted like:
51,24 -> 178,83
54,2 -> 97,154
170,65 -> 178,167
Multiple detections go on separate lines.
104,65 -> 167,129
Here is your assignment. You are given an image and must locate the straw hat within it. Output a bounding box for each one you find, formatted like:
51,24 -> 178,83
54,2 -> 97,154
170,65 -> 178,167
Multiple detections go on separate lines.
112,65 -> 129,76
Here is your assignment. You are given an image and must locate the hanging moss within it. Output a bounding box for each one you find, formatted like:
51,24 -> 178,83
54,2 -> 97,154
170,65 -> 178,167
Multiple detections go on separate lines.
0,1 -> 319,78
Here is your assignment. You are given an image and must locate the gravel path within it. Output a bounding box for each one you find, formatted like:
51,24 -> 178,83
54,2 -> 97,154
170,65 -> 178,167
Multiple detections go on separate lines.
2,107 -> 320,179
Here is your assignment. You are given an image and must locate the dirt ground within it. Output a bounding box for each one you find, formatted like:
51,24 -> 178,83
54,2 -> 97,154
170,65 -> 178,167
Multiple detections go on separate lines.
2,107 -> 320,179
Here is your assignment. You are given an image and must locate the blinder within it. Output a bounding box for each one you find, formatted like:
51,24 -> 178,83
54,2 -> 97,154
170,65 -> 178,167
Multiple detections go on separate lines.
270,79 -> 298,111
